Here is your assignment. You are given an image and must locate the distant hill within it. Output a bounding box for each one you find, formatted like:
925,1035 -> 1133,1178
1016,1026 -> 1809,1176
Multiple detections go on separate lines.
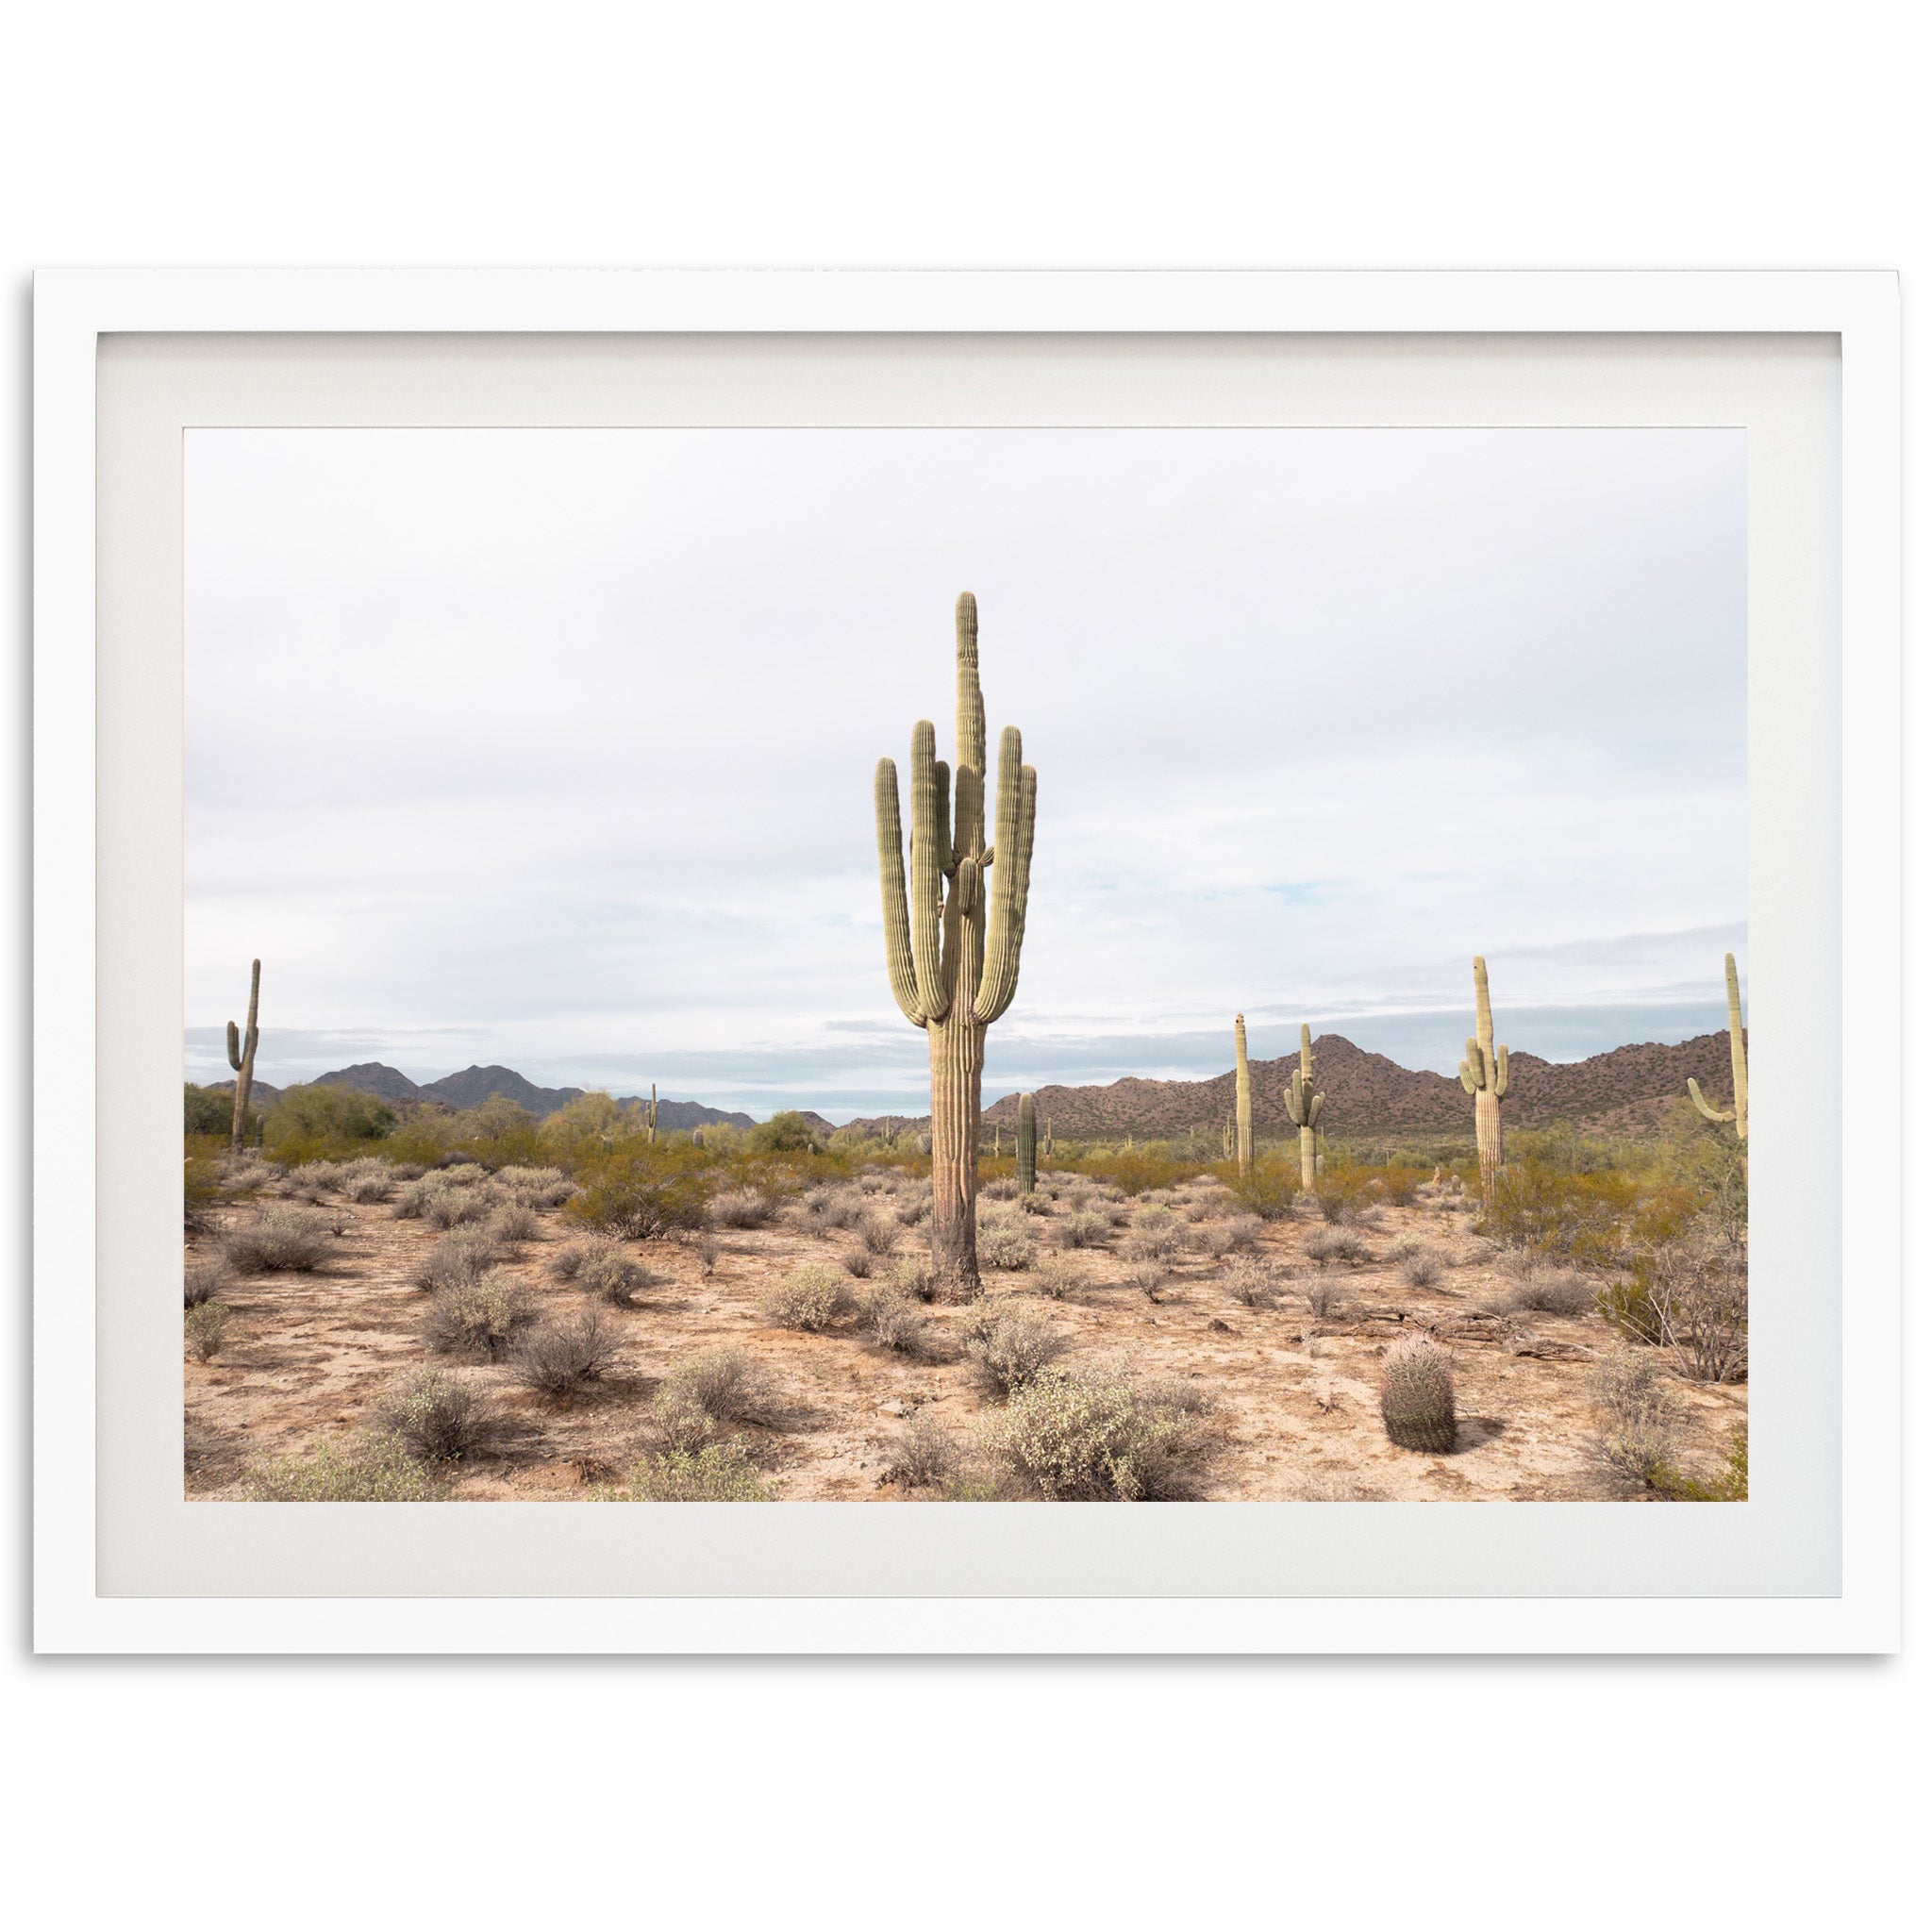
846,1030 -> 1741,1141
308,1061 -> 755,1128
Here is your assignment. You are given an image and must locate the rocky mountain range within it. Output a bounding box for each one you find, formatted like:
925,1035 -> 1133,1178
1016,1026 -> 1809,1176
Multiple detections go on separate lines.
848,1029 -> 1742,1141
307,1062 -> 758,1128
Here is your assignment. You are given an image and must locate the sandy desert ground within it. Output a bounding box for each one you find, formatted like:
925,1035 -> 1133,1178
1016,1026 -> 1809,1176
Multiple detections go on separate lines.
184,1166 -> 1745,1501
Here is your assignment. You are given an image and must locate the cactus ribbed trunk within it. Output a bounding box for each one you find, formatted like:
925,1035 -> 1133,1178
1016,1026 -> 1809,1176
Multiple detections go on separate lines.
1234,1013 -> 1254,1176
1017,1092 -> 1037,1194
874,593 -> 1036,1306
1284,1022 -> 1324,1191
227,958 -> 261,1153
1459,957 -> 1509,1196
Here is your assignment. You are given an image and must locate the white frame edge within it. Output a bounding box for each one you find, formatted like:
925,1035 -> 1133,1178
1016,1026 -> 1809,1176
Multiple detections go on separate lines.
33,268 -> 1901,1655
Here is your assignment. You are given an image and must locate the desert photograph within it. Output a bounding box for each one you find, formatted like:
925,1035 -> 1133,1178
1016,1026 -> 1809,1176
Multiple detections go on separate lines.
182,426 -> 1748,1504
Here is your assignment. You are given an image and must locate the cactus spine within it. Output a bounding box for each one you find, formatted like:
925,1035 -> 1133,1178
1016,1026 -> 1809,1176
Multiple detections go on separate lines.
1283,1023 -> 1324,1190
1017,1092 -> 1037,1194
645,1081 -> 658,1144
226,958 -> 261,1153
1688,952 -> 1748,1144
1380,1331 -> 1457,1453
1233,1013 -> 1254,1177
1457,956 -> 1509,1192
874,592 -> 1038,1299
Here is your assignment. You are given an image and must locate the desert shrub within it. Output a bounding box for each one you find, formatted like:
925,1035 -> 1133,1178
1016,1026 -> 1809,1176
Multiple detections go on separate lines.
1058,1210 -> 1110,1249
651,1346 -> 779,1451
1017,1191 -> 1054,1216
748,1110 -> 822,1154
697,1235 -> 720,1276
1397,1245 -> 1445,1291
423,1272 -> 538,1358
989,1366 -> 1210,1500
1223,1158 -> 1301,1220
1306,1277 -> 1347,1318
1304,1228 -> 1368,1266
242,1432 -> 446,1502
1586,1352 -> 1684,1491
493,1164 -> 575,1208
488,1201 -> 541,1247
219,1208 -> 333,1273
858,1287 -> 931,1355
1380,1333 -> 1457,1452
538,1090 -> 652,1169
509,1306 -> 620,1396
1223,1253 -> 1279,1308
577,1244 -> 655,1307
1491,1263 -> 1595,1316
1124,1261 -> 1169,1302
423,1185 -> 494,1231
1311,1170 -> 1374,1224
980,1176 -> 1019,1201
858,1217 -> 899,1257
894,1194 -> 932,1227
1193,1222 -> 1237,1259
375,1368 -> 510,1461
1477,1159 -> 1643,1264
338,1158 -> 398,1204
1122,1224 -> 1182,1263
885,1256 -> 938,1304
1603,1232 -> 1747,1383
184,1082 -> 236,1136
567,1141 -> 713,1241
1029,1254 -> 1076,1301
978,1216 -> 1036,1271
616,1442 -> 776,1501
1075,1149 -> 1193,1196
709,1187 -> 775,1229
408,1227 -> 500,1293
815,1191 -> 868,1231
1651,1425 -> 1750,1502
184,1302 -> 230,1361
758,1265 -> 853,1332
264,1083 -> 396,1152
841,1241 -> 877,1278
184,1254 -> 232,1308
962,1303 -> 1069,1396
884,1409 -> 961,1490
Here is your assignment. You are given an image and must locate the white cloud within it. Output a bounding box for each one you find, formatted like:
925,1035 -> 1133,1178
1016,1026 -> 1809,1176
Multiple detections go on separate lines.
185,426 -> 1746,1112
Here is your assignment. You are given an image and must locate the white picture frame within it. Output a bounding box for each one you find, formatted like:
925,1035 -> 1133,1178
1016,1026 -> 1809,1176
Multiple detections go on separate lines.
34,269 -> 1901,1654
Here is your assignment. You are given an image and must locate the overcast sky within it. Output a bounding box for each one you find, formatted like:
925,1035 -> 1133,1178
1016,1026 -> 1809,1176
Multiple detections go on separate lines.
184,426 -> 1746,1119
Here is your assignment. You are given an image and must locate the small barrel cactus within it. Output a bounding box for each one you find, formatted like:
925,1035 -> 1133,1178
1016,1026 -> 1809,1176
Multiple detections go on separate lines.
1380,1331 -> 1457,1453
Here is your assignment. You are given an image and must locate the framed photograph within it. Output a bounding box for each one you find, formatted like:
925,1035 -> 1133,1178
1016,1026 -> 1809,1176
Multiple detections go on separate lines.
34,270 -> 1899,1653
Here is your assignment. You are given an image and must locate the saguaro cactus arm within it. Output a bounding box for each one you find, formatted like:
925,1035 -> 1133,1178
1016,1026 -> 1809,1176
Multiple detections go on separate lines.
1687,952 -> 1747,1141
1458,958 -> 1510,1094
226,1022 -> 242,1072
974,726 -> 1037,1025
873,758 -> 925,1026
1687,1078 -> 1734,1124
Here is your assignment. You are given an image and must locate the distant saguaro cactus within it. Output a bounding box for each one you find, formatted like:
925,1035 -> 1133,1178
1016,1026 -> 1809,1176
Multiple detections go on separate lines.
1234,1013 -> 1254,1177
874,592 -> 1038,1299
1688,953 -> 1748,1145
645,1082 -> 658,1144
226,958 -> 261,1153
1458,957 -> 1509,1191
1017,1092 -> 1037,1194
1380,1331 -> 1457,1453
1283,1023 -> 1324,1190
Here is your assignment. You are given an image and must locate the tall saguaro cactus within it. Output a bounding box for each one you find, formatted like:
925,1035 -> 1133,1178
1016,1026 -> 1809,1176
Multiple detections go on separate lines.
1458,956 -> 1509,1191
645,1081 -> 658,1144
226,958 -> 261,1153
1017,1092 -> 1037,1195
1283,1023 -> 1324,1190
874,592 -> 1038,1299
1688,952 -> 1748,1144
1233,1014 -> 1254,1177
